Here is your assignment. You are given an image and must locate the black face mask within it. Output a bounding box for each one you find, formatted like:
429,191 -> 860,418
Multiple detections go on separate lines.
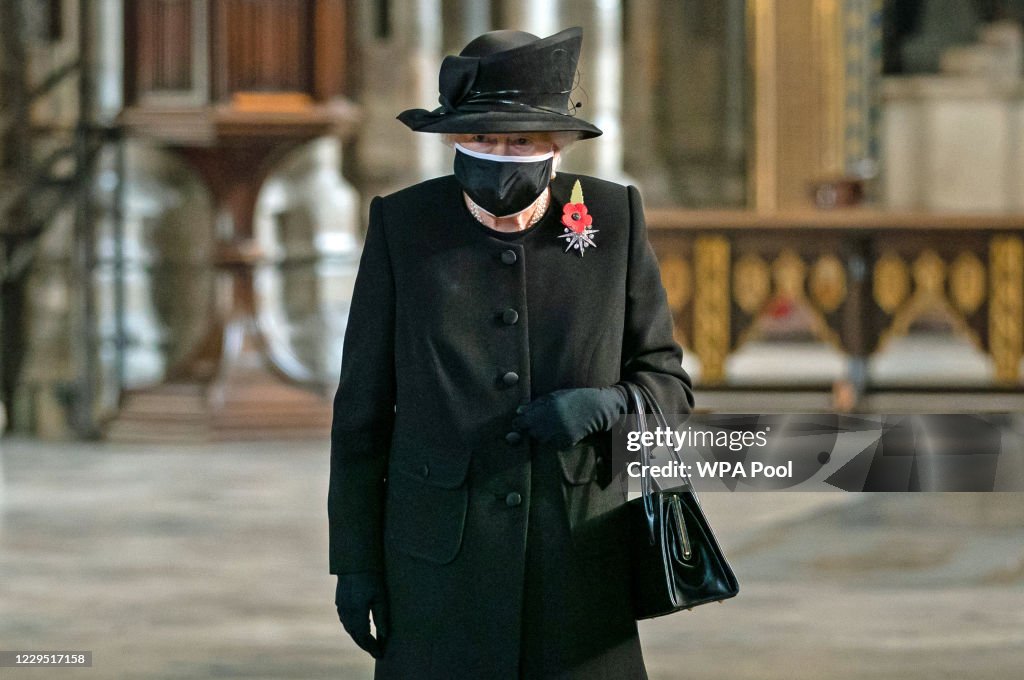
453,144 -> 554,217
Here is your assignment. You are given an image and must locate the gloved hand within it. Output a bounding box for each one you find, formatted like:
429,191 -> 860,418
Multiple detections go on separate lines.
513,385 -> 629,449
335,571 -> 388,658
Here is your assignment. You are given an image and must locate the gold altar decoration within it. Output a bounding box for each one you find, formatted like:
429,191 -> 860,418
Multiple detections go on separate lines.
733,253 -> 771,314
660,254 -> 692,349
693,236 -> 731,384
734,249 -> 844,353
877,250 -> 982,355
660,255 -> 692,312
810,254 -> 846,312
989,236 -> 1023,385
644,208 -> 1024,392
772,249 -> 806,296
873,251 -> 909,314
950,251 -> 986,315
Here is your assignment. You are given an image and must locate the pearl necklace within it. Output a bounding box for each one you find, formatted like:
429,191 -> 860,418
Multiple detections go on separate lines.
468,188 -> 550,232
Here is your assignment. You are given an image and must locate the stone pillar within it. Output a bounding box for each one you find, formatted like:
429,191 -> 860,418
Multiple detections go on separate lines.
355,0 -> 447,196
562,0 -> 628,183
621,0 -> 672,203
503,0 -> 560,37
94,143 -> 170,413
588,0 -> 625,181
405,0 -> 446,181
462,0 -> 491,38
21,217 -> 78,438
641,0 -> 747,207
115,143 -> 212,388
722,0 -> 748,205
444,0 -> 492,53
93,0 -> 123,121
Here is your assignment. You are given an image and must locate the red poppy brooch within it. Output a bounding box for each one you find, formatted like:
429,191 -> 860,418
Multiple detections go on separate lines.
558,180 -> 599,256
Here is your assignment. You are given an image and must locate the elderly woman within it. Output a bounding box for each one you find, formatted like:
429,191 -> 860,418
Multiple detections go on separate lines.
329,27 -> 694,679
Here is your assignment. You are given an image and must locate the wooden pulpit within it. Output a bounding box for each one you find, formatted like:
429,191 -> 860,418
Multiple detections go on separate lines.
108,0 -> 359,441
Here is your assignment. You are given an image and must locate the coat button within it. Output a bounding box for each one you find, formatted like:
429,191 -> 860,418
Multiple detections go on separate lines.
500,249 -> 517,265
505,431 -> 522,445
502,308 -> 519,325
419,464 -> 430,478
502,371 -> 519,386
505,491 -> 523,507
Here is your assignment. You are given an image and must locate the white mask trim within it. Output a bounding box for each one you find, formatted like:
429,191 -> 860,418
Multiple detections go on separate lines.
454,143 -> 555,164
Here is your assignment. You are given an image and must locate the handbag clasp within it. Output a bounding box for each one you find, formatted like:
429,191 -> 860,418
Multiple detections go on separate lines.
669,494 -> 692,560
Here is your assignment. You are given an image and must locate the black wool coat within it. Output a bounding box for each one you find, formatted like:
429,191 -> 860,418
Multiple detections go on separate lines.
328,171 -> 695,679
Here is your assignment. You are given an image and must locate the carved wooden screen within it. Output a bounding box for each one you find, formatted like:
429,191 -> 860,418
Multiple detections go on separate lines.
125,0 -> 348,108
211,0 -> 314,99
125,0 -> 209,106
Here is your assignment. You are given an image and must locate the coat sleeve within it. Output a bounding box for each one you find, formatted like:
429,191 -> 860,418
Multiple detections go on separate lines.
619,184 -> 696,414
328,196 -> 395,575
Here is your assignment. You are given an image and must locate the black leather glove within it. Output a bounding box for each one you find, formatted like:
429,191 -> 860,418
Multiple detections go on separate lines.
513,385 -> 629,449
335,571 -> 388,659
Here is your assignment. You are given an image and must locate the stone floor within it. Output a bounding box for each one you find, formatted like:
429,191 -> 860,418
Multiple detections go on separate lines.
0,436 -> 1022,679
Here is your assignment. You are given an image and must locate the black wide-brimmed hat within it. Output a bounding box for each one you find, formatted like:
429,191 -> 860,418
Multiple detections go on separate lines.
397,26 -> 602,139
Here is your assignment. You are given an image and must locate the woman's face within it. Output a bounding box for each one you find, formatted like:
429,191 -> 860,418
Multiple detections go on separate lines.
453,132 -> 556,156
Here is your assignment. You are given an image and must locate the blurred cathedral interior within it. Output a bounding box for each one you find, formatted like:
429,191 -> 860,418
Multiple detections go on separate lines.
1,0 -> 1023,440
1,3 -> 1023,679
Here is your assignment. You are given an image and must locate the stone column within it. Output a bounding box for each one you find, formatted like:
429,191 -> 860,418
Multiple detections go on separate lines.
444,0 -> 491,53
621,0 -> 672,204
405,0 -> 446,181
93,0 -> 123,121
722,0 -> 748,205
562,0 -> 628,183
588,0 -> 625,181
353,0 -> 446,198
503,0 -> 560,37
117,143 -> 213,388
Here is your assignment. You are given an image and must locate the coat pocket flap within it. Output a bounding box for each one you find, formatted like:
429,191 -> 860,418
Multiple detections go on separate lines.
390,442 -> 471,489
385,462 -> 469,565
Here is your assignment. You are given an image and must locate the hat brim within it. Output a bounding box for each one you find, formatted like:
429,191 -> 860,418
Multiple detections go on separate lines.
396,108 -> 602,139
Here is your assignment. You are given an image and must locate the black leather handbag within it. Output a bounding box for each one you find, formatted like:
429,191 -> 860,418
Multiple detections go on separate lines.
625,382 -> 740,619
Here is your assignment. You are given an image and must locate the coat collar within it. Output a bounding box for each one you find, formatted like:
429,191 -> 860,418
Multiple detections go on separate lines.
445,172 -> 582,239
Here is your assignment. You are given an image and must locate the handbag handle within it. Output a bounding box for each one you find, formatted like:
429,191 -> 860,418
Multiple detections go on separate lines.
631,381 -> 700,492
625,382 -> 661,544
625,382 -> 702,544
